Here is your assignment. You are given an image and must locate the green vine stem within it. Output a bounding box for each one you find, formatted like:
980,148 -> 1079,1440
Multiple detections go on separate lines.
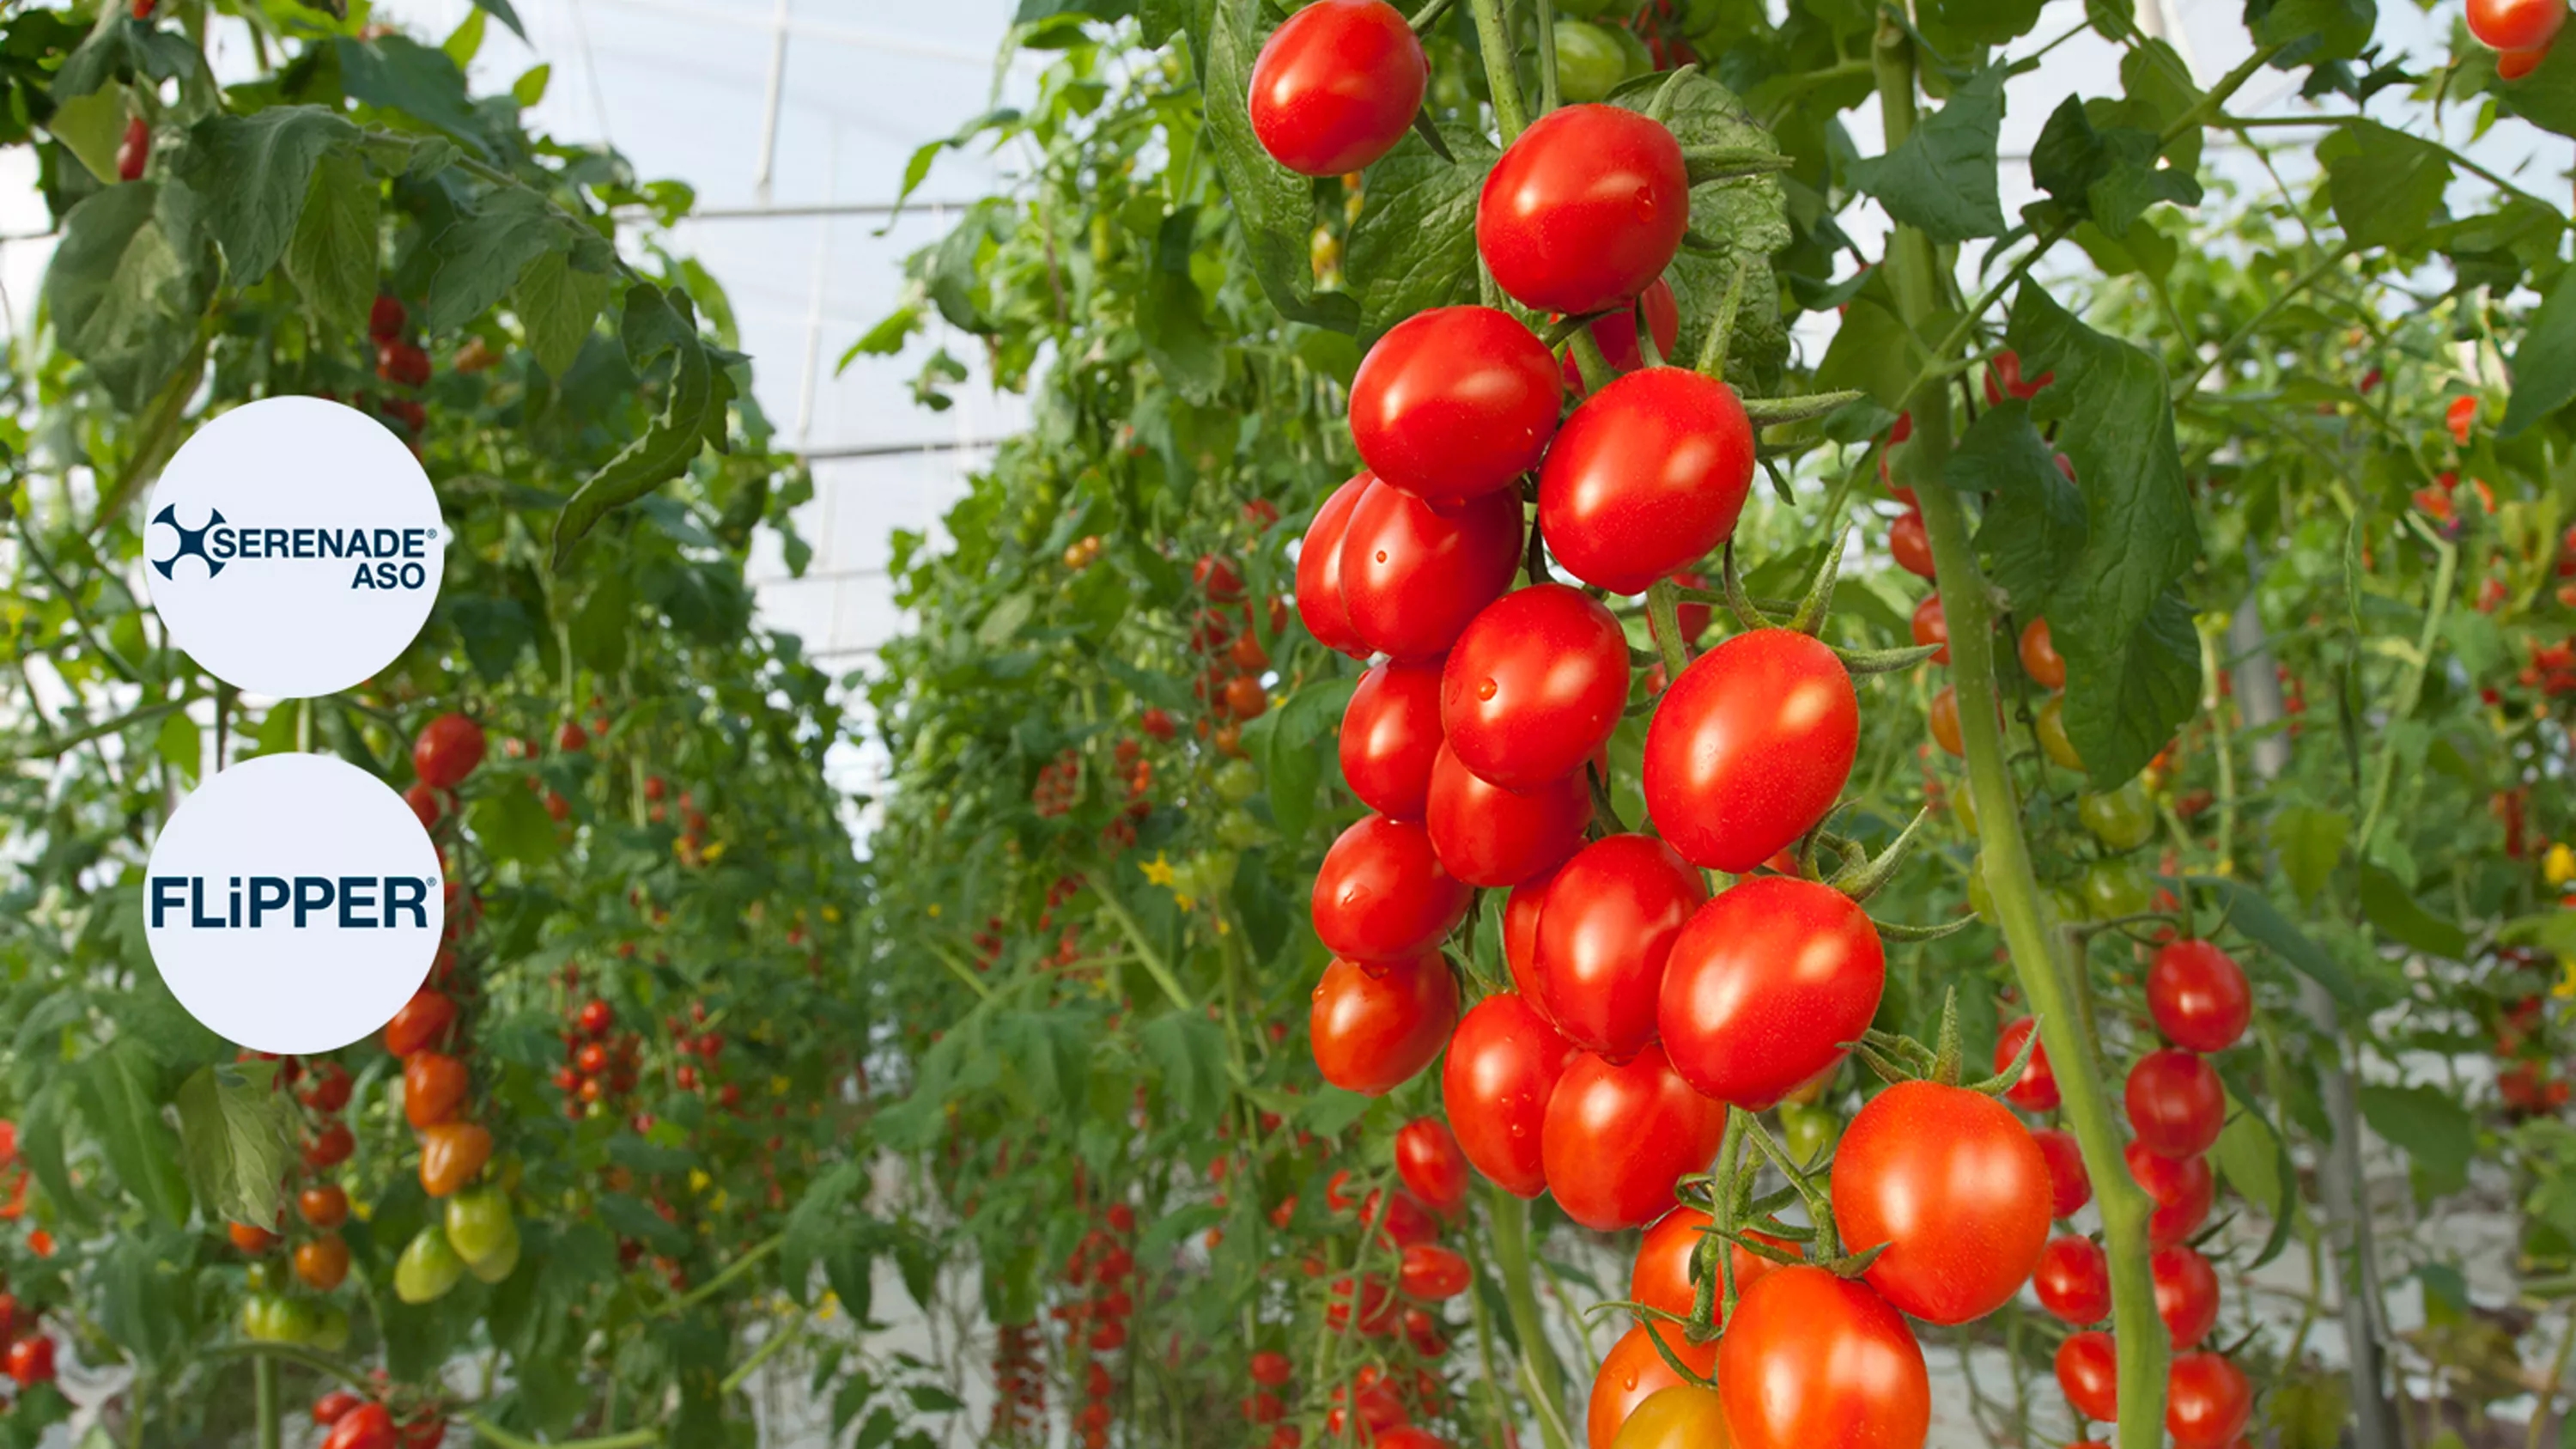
256,1352 -> 279,1449
1483,1186 -> 1571,1449
1467,0 -> 1528,144
1869,16 -> 2165,1446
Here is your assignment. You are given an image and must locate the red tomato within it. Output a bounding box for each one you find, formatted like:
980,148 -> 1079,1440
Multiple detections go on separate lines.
2147,940 -> 2251,1053
1341,661 -> 1445,821
313,1391 -> 366,1425
1996,1018 -> 2059,1111
1246,0 -> 1425,175
300,1183 -> 350,1229
2166,1352 -> 2251,1446
403,1051 -> 470,1129
1350,307 -> 1563,503
1564,279 -> 1682,391
1534,835 -> 1708,1058
2154,1243 -> 2221,1348
1425,744 -> 1590,887
323,1403 -> 398,1449
369,295 -> 407,339
1830,1080 -> 2051,1324
1717,1266 -> 1929,1449
1309,954 -> 1457,1095
1336,476 -> 1523,661
1540,1044 -> 1727,1231
2054,1330 -> 2117,1422
1440,584 -> 1629,790
1503,874 -> 1553,1002
1889,508 -> 1935,578
1642,628 -> 1859,874
2446,393 -> 2479,445
1250,1350 -> 1292,1387
115,115 -> 149,180
1983,349 -> 2053,404
229,1221 -> 277,1252
1477,105 -> 1688,314
1442,994 -> 1573,1196
1536,368 -> 1755,595
2033,1126 -> 2092,1219
2499,43 -> 2551,78
2,1335 -> 52,1387
2126,1048 -> 2227,1158
413,713 -> 485,789
1586,1324 -> 1716,1449
1394,1117 -> 1470,1215
1310,814 -> 1472,963
1630,1208 -> 1784,1346
2020,618 -> 2066,689
2126,1142 -> 2215,1249
1398,1243 -> 1469,1300
1911,594 -> 1949,664
1374,1430 -> 1449,1449
1657,875 -> 1884,1109
2033,1235 -> 2109,1324
384,988 -> 456,1057
1296,475 -> 1372,658
404,782 -> 442,831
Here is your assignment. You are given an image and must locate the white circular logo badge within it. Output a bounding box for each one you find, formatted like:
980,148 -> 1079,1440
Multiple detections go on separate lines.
144,752 -> 445,1054
143,396 -> 446,698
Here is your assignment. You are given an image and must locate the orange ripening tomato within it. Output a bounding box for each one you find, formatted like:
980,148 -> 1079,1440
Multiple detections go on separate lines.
403,1052 -> 470,1129
418,1121 -> 492,1197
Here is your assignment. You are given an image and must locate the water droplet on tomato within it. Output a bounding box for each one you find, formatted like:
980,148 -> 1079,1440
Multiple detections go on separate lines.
1478,679 -> 1498,701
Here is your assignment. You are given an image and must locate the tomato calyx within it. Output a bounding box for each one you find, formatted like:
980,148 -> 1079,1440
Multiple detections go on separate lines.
1848,987 -> 2046,1106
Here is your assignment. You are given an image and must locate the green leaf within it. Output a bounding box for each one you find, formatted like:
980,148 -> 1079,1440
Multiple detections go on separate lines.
336,35 -> 489,157
2209,1090 -> 2295,1268
425,187 -> 572,336
513,249 -> 611,379
1847,67 -> 2006,243
2245,0 -> 2375,68
54,10 -> 210,106
1341,123 -> 1494,345
285,147 -> 380,337
1953,399 -> 2085,612
172,107 -> 359,286
598,1193 -> 690,1256
2270,804 -> 2348,905
467,784 -> 560,867
1609,68 -> 1791,385
1918,0 -> 2044,44
71,1038 -> 191,1227
2186,874 -> 2366,1013
173,1062 -> 295,1231
781,1159 -> 868,1277
2317,121 -> 2449,253
46,84 -> 128,185
467,0 -> 528,40
511,64 -> 551,108
1139,1011 -> 1229,1126
553,327 -> 726,566
994,1010 -> 1091,1110
1200,0 -> 1358,333
2356,862 -> 2469,960
441,6 -> 487,67
2501,267 -> 2576,437
2026,96 -> 2200,236
1814,286 -> 1917,410
2005,285 -> 2199,784
1256,673 -> 1357,848
41,182 -> 216,412
1139,207 -> 1224,403
2499,33 -> 2576,140
153,707 -> 200,784
2357,1083 -> 2473,1194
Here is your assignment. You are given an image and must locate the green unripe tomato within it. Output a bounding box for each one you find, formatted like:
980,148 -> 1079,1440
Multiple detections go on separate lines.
2035,696 -> 2082,770
465,1214 -> 522,1284
1552,21 -> 1629,103
394,1224 -> 466,1305
1605,23 -> 1654,81
444,1185 -> 515,1269
1778,1102 -> 1838,1167
1213,758 -> 1260,804
243,1261 -> 278,1294
309,1301 -> 350,1353
2077,859 -> 2153,920
2077,780 -> 2157,852
1216,807 -> 1266,849
239,1292 -> 293,1342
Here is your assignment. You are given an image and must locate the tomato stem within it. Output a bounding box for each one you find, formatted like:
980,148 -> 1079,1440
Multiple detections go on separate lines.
1466,0 -> 1527,144
1564,330 -> 1615,393
1482,1185 -> 1571,1448
1869,16 -> 2167,1446
254,1352 -> 278,1449
1643,579 -> 1691,681
1532,0 -> 1559,115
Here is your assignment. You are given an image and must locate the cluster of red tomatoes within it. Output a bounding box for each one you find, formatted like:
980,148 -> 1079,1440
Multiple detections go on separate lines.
226,1052 -> 360,1307
2468,0 -> 2567,77
1057,1202 -> 1139,1449
1189,555 -> 1286,759
309,1387 -> 445,1449
368,296 -> 434,441
0,1257 -> 58,1409
547,984 -> 644,1120
989,1319 -> 1048,1441
2023,937 -> 2256,1446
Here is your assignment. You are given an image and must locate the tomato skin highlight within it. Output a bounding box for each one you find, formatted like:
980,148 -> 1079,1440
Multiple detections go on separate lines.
413,713 -> 485,789
1425,744 -> 1592,886
1537,368 -> 1755,596
2032,1126 -> 2092,1218
2125,1047 -> 2227,1158
1657,875 -> 1884,1110
2165,1351 -> 2252,1446
1397,1243 -> 1470,1300
402,1051 -> 470,1129
1245,0 -> 1426,176
1350,307 -> 1563,504
1830,1080 -> 2052,1324
1585,1324 -> 1716,1449
1534,834 -> 1708,1059
1996,1017 -> 2059,1111
1442,994 -> 1575,1196
1296,475 -> 1373,659
1441,583 -> 1631,791
1716,1265 -> 1930,1449
1478,105 -> 1689,315
1889,508 -> 1935,578
1629,1208 -> 1783,1347
1911,594 -> 1949,663
1340,661 -> 1445,821
2033,1234 -> 2110,1324
1311,814 -> 1472,964
1337,477 -> 1524,661
1503,874 -> 1554,1003
1309,953 -> 1458,1095
384,988 -> 456,1057
2126,1142 -> 2215,1248
1540,1043 -> 1728,1231
1394,1117 -> 1470,1215
2147,939 -> 2252,1053
2153,1243 -> 2221,1348
2020,617 -> 2066,688
1642,628 -> 1858,873
2054,1330 -> 2118,1422
2469,0 -> 2566,55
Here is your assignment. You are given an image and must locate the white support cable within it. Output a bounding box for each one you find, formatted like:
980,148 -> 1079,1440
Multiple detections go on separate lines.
793,121 -> 840,444
751,0 -> 793,204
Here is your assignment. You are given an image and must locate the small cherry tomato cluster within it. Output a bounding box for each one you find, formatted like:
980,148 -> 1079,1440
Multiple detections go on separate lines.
988,1319 -> 1048,1440
550,982 -> 642,1118
0,1265 -> 59,1405
2467,0 -> 2567,79
311,1384 -> 447,1449
1055,1202 -> 1138,1449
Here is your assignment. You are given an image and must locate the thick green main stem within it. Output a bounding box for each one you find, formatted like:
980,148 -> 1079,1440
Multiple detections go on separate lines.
1869,17 -> 2165,1446
1484,1187 -> 1570,1449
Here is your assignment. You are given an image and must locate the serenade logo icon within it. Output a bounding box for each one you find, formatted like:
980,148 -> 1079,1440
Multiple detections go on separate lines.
144,752 -> 444,1054
143,395 -> 446,698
